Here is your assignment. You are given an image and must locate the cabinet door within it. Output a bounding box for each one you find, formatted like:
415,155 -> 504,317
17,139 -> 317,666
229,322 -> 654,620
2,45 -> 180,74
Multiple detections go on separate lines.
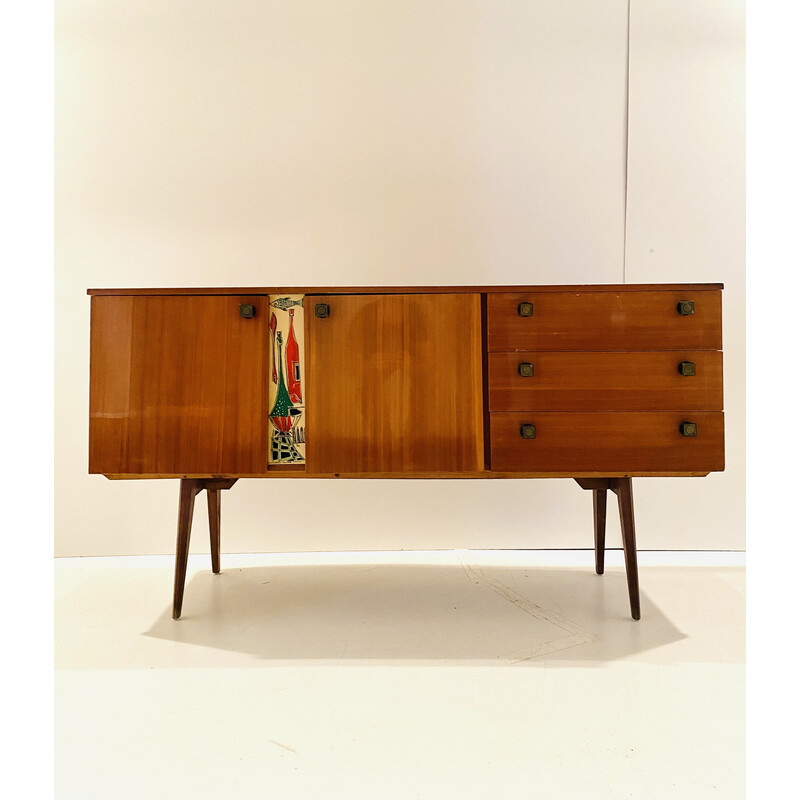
89,295 -> 268,475
305,294 -> 484,473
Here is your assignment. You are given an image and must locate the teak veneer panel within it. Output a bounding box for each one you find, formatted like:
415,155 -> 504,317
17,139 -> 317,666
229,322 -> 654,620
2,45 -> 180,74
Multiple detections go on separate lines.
89,295 -> 268,475
305,293 -> 484,473
488,351 -> 724,412
101,470 -> 713,479
87,284 -> 723,297
490,412 -> 725,473
487,290 -> 723,351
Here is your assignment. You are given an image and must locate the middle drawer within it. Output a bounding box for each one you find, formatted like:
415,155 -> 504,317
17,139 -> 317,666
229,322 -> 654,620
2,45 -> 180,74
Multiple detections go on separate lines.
488,351 -> 723,412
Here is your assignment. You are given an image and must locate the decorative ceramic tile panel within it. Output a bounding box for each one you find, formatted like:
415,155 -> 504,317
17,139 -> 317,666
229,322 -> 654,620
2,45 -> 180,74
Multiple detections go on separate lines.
267,295 -> 306,465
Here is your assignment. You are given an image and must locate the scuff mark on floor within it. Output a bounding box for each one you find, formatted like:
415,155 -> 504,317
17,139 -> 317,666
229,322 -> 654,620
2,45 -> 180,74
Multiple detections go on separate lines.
267,738 -> 297,754
456,553 -> 597,662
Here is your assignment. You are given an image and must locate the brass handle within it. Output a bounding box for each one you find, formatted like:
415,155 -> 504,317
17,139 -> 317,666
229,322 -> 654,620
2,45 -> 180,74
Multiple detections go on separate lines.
518,302 -> 534,317
315,303 -> 330,318
518,362 -> 534,378
239,304 -> 256,319
520,423 -> 536,439
680,421 -> 698,437
677,300 -> 695,316
678,361 -> 696,376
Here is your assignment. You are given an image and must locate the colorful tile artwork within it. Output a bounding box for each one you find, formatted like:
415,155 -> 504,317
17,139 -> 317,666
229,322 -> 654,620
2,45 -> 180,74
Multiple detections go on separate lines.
267,295 -> 306,465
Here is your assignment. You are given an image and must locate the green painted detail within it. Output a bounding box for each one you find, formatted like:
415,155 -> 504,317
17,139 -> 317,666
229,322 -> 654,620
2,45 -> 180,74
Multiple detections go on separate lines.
269,335 -> 294,418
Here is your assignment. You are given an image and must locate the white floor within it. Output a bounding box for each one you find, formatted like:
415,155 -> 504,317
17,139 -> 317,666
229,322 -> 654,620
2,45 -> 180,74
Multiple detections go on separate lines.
55,550 -> 744,799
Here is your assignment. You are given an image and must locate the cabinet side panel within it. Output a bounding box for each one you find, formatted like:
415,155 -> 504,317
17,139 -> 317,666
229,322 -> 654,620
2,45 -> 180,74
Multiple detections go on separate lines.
89,296 -> 134,473
306,294 -> 483,473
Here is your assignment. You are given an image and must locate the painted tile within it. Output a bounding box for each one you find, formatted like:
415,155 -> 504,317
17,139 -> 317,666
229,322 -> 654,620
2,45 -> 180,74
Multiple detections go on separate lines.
267,295 -> 306,464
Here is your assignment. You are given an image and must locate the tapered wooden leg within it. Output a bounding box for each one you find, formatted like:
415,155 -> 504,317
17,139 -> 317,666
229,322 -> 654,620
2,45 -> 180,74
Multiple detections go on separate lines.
208,488 -> 221,574
172,478 -> 237,619
593,489 -> 607,575
614,477 -> 641,620
576,477 -> 641,620
173,479 -> 202,620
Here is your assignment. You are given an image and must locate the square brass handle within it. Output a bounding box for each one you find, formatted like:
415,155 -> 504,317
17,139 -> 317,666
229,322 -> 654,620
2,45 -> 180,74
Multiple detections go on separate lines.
677,300 -> 695,315
520,424 -> 537,439
680,421 -> 698,437
518,302 -> 534,317
315,303 -> 330,318
518,362 -> 534,378
239,304 -> 256,319
678,361 -> 696,376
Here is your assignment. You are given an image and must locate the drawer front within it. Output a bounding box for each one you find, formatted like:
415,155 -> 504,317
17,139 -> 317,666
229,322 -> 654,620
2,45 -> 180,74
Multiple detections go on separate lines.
488,351 -> 723,412
487,290 -> 722,352
490,412 -> 725,473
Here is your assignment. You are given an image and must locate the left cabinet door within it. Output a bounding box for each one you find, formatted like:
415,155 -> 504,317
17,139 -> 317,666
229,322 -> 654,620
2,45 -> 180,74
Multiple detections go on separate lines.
89,295 -> 268,476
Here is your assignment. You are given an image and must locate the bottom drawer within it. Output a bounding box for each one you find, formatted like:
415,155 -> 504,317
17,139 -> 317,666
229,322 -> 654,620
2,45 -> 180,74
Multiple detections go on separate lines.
490,412 -> 725,473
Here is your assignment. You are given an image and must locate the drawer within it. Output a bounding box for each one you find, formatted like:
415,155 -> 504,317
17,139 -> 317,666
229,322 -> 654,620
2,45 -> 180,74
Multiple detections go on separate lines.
490,412 -> 725,473
487,290 -> 722,352
488,351 -> 723,412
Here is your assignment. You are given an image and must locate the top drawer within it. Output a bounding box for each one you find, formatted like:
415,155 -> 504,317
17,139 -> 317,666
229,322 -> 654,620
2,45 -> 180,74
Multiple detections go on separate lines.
487,290 -> 722,352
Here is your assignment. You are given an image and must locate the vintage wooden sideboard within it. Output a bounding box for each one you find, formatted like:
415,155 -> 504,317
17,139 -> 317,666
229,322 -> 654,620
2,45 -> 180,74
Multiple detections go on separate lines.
87,284 -> 725,620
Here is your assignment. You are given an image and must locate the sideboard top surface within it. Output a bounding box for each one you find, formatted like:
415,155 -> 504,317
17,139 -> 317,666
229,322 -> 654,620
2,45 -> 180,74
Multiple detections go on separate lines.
87,283 -> 724,296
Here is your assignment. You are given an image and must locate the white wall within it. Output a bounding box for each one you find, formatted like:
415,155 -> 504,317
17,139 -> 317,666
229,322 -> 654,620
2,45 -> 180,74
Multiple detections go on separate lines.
55,0 -> 743,557
625,0 -> 745,549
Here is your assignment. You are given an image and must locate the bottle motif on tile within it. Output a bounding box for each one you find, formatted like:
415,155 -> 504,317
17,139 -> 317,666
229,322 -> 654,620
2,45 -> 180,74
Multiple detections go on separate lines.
268,296 -> 305,464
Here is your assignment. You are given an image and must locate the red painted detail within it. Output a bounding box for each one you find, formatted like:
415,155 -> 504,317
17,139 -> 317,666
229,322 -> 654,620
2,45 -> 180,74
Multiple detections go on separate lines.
269,415 -> 293,433
269,313 -> 278,384
286,308 -> 302,403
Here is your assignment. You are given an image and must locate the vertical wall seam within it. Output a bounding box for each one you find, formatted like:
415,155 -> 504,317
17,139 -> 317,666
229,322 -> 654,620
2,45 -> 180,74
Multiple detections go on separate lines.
623,0 -> 632,284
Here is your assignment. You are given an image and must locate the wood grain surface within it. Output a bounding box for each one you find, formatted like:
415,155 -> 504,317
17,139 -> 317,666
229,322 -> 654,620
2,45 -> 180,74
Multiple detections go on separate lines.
89,295 -> 268,475
305,293 -> 484,473
101,470 -> 714,479
87,283 -> 724,296
487,290 -> 723,351
489,411 -> 725,473
488,351 -> 723,412
88,286 -> 726,479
